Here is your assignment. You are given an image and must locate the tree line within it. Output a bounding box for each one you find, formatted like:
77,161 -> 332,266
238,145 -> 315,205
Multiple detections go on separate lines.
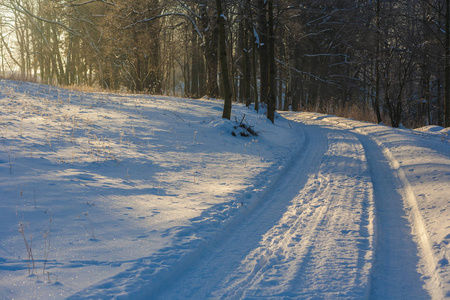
1,0 -> 449,127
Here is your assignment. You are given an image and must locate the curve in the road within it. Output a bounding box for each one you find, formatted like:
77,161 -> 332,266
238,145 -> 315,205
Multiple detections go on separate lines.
154,122 -> 328,299
155,121 -> 388,299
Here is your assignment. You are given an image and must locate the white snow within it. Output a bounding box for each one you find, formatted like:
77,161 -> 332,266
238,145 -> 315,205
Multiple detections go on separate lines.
0,80 -> 449,299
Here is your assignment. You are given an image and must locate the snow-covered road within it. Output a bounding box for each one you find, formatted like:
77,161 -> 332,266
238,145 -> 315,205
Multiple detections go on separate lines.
151,116 -> 441,299
1,81 -> 448,299
156,121 -> 375,299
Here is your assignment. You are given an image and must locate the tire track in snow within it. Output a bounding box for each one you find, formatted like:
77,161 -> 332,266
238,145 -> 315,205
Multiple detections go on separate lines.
355,133 -> 434,300
280,131 -> 375,299
153,122 -> 329,299
356,133 -> 431,299
314,114 -> 439,299
158,125 -> 376,299
217,176 -> 332,299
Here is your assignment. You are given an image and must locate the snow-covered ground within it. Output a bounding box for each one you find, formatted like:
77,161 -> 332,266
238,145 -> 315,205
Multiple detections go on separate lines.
0,80 -> 448,299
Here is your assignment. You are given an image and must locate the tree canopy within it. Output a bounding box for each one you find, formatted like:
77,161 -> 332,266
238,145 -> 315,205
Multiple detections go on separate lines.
0,0 -> 449,127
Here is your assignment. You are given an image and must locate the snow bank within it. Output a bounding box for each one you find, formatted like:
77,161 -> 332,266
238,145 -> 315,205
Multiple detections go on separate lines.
0,80 -> 299,299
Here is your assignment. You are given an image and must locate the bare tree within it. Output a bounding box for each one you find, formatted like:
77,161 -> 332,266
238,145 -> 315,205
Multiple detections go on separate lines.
215,0 -> 232,119
446,0 -> 450,126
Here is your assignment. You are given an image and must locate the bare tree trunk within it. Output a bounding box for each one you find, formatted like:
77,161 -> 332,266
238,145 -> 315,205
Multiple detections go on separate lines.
446,0 -> 450,127
216,0 -> 232,119
373,0 -> 383,124
267,0 -> 276,123
252,30 -> 259,111
52,25 -> 67,85
258,0 -> 268,107
238,20 -> 245,103
243,2 -> 251,107
191,30 -> 200,98
200,2 -> 219,99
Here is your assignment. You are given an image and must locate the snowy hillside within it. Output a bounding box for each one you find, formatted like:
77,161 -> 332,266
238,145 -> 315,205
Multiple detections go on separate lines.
0,80 -> 449,299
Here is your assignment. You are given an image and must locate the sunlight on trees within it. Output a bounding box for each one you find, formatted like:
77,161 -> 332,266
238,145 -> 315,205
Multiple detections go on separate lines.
0,0 -> 449,127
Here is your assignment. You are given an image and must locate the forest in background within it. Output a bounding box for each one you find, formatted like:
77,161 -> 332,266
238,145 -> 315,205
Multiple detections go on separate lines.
1,0 -> 450,128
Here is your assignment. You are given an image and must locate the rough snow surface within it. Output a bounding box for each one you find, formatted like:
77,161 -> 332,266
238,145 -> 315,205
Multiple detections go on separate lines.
415,125 -> 450,135
0,80 -> 449,299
